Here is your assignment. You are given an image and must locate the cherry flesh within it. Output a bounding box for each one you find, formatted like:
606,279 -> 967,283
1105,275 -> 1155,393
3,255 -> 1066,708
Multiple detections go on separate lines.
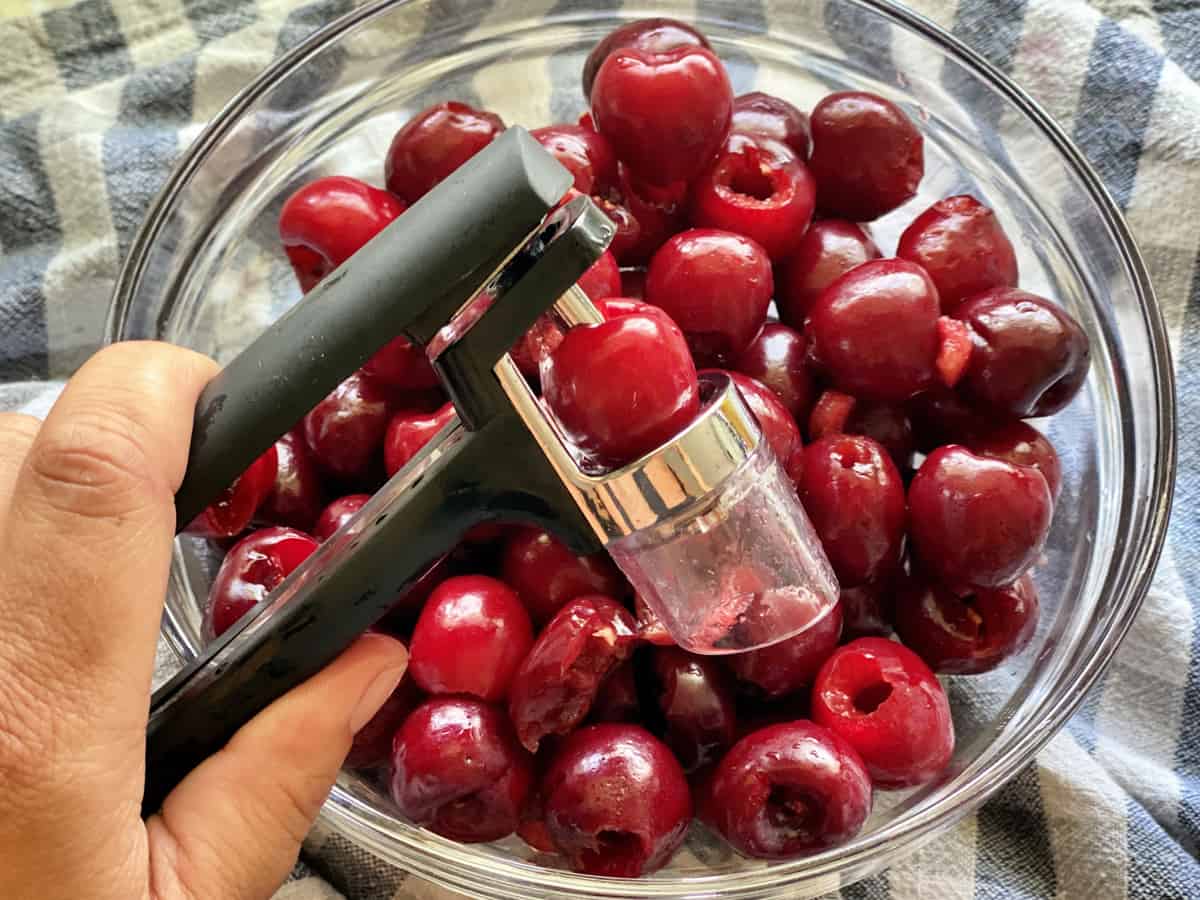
383,402 -> 455,477
500,527 -> 629,625
731,91 -> 812,159
385,101 -> 505,204
725,601 -> 843,700
302,371 -> 393,485
966,420 -> 1062,500
733,321 -> 816,423
532,124 -> 619,195
312,493 -> 370,541
259,429 -> 326,532
186,445 -> 278,539
205,527 -> 319,638
582,17 -> 711,98
720,370 -> 805,484
650,646 -> 738,773
776,220 -> 881,327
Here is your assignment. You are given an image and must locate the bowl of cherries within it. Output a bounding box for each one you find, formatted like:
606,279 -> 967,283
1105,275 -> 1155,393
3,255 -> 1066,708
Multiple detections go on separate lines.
109,1 -> 1174,897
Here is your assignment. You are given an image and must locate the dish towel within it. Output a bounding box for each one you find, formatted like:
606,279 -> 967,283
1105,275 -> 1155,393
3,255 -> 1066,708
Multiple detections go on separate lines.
1,0 -> 1198,897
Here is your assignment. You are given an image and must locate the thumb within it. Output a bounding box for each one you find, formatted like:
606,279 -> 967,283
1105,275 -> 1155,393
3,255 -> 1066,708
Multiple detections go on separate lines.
145,632 -> 409,900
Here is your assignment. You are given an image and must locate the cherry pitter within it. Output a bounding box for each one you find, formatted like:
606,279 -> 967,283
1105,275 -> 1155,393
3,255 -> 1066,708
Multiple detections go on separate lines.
144,127 -> 838,815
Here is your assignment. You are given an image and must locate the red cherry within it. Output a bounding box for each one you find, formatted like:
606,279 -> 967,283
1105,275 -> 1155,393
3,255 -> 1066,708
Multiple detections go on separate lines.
718,370 -> 805,484
362,335 -> 439,392
507,595 -> 637,753
650,646 -> 738,773
346,672 -> 422,769
279,176 -> 405,293
807,391 -> 915,471
725,599 -> 843,701
259,429 -> 326,532
812,637 -> 954,788
500,527 -> 629,625
542,311 -> 700,468
591,46 -> 732,186
384,101 -> 505,204
808,91 -> 923,221
302,371 -> 394,485
908,445 -> 1053,589
577,249 -> 622,301
541,724 -> 692,877
205,527 -> 319,638
597,296 -> 654,319
589,661 -> 642,724
839,580 -> 895,641
532,124 -> 619,195
186,445 -> 278,539
804,258 -> 940,401
894,572 -> 1039,674
383,402 -> 455,477
966,420 -> 1062,500
703,720 -> 872,859
390,696 -> 533,843
776,219 -> 881,327
689,132 -> 816,260
733,321 -> 816,423
907,387 -> 992,452
897,195 -> 1019,311
312,493 -> 370,541
582,17 -> 711,98
408,575 -> 534,702
646,228 -> 773,367
731,91 -> 812,158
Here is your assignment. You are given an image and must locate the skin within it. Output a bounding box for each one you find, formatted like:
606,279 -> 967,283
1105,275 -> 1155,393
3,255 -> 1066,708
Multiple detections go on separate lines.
0,342 -> 409,900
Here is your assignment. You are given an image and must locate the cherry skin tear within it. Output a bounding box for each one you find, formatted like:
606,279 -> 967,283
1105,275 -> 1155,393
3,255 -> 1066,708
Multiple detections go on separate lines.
725,601 -> 843,700
500,527 -> 629,625
733,321 -> 816,424
205,527 -> 319,638
384,101 -> 505,204
776,219 -> 881,327
383,402 -> 455,477
186,445 -> 278,539
651,646 -> 738,773
731,91 -> 812,159
312,493 -> 370,541
582,17 -> 711,98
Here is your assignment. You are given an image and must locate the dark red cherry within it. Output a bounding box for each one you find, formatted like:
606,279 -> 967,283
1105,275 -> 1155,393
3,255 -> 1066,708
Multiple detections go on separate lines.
259,429 -> 326,532
907,387 -> 992,452
500,527 -> 629,625
383,402 -> 455,477
966,420 -> 1062,500
839,580 -> 895,641
731,91 -> 812,158
776,220 -> 881,327
312,493 -> 370,541
582,17 -> 711,98
725,601 -> 843,700
806,392 -> 915,471
651,646 -> 738,773
589,660 -> 642,724
186,445 -> 278,539
384,101 -> 505,204
205,527 -> 319,638
302,371 -> 393,485
362,335 -> 439,392
733,321 -> 816,423
719,370 -> 805,484
532,124 -> 619,195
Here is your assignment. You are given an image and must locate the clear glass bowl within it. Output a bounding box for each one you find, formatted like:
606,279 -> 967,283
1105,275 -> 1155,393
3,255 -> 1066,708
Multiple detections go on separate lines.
106,1 -> 1175,897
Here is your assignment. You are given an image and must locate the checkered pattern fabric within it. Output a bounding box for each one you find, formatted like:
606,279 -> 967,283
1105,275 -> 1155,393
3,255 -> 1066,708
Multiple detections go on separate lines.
1,1 -> 1199,897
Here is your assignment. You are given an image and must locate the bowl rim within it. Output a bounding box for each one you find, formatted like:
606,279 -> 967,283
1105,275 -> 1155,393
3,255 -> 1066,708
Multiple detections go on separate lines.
108,0 -> 1178,895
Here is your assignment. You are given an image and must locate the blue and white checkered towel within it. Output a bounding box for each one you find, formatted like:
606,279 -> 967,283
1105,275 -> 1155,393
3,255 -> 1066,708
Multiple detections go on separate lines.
1,1 -> 1198,897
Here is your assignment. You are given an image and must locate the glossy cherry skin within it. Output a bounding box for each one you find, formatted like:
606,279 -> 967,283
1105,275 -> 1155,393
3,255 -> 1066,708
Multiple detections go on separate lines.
718,370 -> 805,484
595,165 -> 690,265
798,435 -> 906,586
733,322 -> 816,423
384,101 -> 505,203
542,311 -> 700,468
383,402 -> 455,477
540,723 -> 692,877
303,371 -> 393,484
908,445 -> 1053,590
703,720 -> 872,859
811,637 -> 955,788
578,249 -> 623,301
362,335 -> 439,392
186,445 -> 278,538
808,91 -> 923,221
390,696 -> 533,843
259,429 -> 326,532
690,133 -> 816,260
408,575 -> 534,702
966,420 -> 1062,500
725,601 -> 843,700
897,195 -> 1019,311
731,91 -> 812,159
508,595 -> 638,753
582,17 -> 711,98
954,288 -> 1091,417
776,220 -> 881,327
279,176 -> 405,293
312,493 -> 370,541
205,527 -> 320,638
591,46 -> 732,186
500,527 -> 629,624
651,646 -> 738,773
894,572 -> 1039,674
590,660 -> 642,724
346,672 -> 422,769
532,124 -> 619,195
646,229 -> 773,366
805,258 -> 940,402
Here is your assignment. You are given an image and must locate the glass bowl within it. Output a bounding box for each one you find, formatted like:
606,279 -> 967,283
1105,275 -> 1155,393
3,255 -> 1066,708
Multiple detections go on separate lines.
106,0 -> 1175,897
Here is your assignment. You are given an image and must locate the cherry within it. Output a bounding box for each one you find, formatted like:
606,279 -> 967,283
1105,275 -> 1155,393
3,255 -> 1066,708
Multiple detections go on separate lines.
532,124 -> 619,195
907,387 -> 992,452
621,268 -> 647,299
582,17 -> 711,98
776,220 -> 881,327
908,445 -> 1052,590
590,660 -> 642,724
500,527 -> 629,625
839,580 -> 895,641
646,229 -> 773,366
725,601 -> 843,700
205,527 -> 319,638
186,445 -> 278,539
808,91 -> 923,221
811,637 -> 954,788
542,311 -> 700,468
966,420 -> 1062,500
804,258 -> 940,401
689,133 -> 816,260
591,46 -> 732,186
718,370 -> 804,484
650,646 -> 738,773
578,249 -> 622,301
383,402 -> 455,477
733,321 -> 816,423
954,288 -> 1091,417
897,195 -> 1019,311
703,720 -> 872,859
540,723 -> 692,877
894,572 -> 1039,675
312,493 -> 370,541
390,696 -> 533,843
807,391 -> 916,471
597,296 -> 654,319
384,101 -> 505,204
798,435 -> 906,586
636,592 -> 676,646
508,595 -> 637,753
259,429 -> 326,532
303,371 -> 393,485
278,176 -> 405,293
731,91 -> 812,159
345,672 -> 422,769
362,335 -> 439,392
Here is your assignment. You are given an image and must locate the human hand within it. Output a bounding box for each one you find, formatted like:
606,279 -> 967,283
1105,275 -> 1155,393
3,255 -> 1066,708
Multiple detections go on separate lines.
0,342 -> 409,900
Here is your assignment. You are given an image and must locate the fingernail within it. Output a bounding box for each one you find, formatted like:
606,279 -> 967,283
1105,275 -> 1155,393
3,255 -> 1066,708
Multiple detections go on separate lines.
350,665 -> 407,733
